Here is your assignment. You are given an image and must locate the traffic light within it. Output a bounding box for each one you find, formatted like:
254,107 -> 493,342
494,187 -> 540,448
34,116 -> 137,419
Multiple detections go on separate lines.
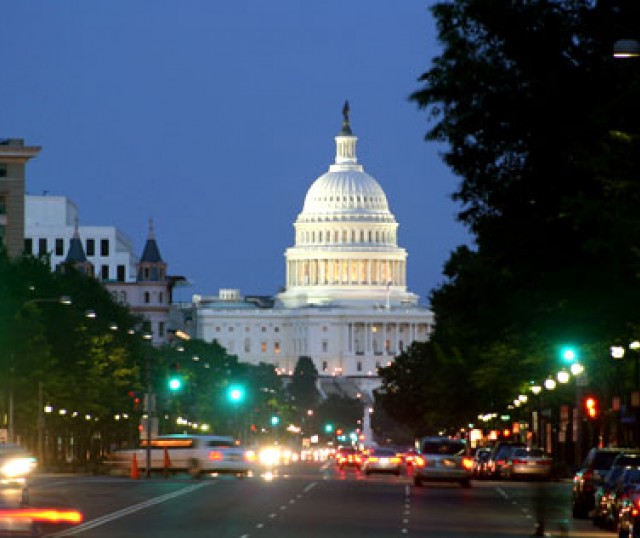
167,363 -> 183,392
270,416 -> 280,426
324,423 -> 334,433
227,384 -> 245,403
584,396 -> 599,419
168,377 -> 183,392
560,345 -> 578,363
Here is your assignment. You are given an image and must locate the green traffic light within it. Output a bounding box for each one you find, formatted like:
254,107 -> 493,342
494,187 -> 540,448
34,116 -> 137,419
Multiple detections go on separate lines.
168,377 -> 182,391
324,423 -> 334,433
227,385 -> 245,402
271,416 -> 280,426
561,346 -> 577,363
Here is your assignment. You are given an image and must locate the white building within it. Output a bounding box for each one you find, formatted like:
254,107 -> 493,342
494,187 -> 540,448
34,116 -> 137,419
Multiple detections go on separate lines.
178,103 -> 433,398
25,194 -> 138,282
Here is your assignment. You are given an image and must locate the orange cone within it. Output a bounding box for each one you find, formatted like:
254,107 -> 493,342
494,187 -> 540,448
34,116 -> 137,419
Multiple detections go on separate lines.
130,453 -> 140,480
163,448 -> 171,478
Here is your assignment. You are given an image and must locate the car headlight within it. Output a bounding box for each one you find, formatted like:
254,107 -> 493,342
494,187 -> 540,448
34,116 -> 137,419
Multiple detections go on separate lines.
1,457 -> 37,478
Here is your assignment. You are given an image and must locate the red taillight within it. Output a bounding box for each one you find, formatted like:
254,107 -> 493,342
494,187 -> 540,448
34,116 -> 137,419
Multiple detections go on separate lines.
355,456 -> 362,463
497,459 -> 505,466
462,457 -> 474,470
0,509 -> 83,524
512,459 -> 526,465
208,450 -> 224,461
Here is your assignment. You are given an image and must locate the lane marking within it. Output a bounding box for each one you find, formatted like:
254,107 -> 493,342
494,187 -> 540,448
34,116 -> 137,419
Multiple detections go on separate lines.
49,482 -> 212,536
256,523 -> 264,529
303,481 -> 317,493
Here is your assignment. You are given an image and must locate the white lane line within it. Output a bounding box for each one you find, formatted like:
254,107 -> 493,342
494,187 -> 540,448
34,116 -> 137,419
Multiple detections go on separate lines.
49,482 -> 212,536
496,487 -> 509,499
268,513 -> 277,519
303,481 -> 317,493
256,523 -> 264,529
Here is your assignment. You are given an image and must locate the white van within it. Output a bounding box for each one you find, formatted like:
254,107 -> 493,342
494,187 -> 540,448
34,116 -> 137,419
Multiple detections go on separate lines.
110,434 -> 256,477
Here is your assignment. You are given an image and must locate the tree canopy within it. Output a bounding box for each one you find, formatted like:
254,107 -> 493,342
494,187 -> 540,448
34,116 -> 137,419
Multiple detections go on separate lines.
378,0 -> 640,432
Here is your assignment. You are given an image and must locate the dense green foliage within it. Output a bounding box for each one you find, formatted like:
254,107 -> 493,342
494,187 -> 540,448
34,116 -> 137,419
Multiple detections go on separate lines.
0,252 -> 295,466
377,0 -> 640,434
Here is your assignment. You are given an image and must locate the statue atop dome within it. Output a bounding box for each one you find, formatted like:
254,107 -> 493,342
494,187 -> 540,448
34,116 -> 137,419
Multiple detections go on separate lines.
340,100 -> 352,136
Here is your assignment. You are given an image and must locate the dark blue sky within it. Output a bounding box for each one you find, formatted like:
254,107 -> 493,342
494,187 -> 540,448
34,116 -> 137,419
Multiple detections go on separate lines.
5,1 -> 471,302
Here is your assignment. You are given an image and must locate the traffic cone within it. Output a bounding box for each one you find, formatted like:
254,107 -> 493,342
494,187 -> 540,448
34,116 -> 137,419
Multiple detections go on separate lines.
163,448 -> 171,478
130,453 -> 140,480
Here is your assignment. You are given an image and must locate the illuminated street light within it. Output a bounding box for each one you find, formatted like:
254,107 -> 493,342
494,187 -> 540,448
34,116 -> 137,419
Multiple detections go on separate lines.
530,384 -> 542,395
544,378 -> 557,391
557,370 -> 570,384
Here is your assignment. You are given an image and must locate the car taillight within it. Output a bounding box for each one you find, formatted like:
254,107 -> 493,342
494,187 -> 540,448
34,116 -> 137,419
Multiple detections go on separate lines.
462,457 -> 474,470
368,457 -> 379,463
497,459 -> 505,466
244,451 -> 257,462
208,450 -> 224,461
0,509 -> 83,524
414,456 -> 426,467
512,459 -> 526,465
355,456 -> 362,463
390,457 -> 401,464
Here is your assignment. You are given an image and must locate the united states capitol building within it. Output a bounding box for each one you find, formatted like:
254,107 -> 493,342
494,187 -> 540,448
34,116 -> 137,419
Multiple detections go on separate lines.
174,104 -> 433,398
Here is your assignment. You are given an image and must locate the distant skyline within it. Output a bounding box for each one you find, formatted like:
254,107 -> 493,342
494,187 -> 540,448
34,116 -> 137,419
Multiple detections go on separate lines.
5,1 -> 471,303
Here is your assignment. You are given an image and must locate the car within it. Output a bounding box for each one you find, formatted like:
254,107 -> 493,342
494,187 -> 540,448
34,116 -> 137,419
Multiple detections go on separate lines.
572,447 -> 640,519
594,454 -> 640,528
412,436 -> 474,488
486,441 -> 525,479
362,447 -> 402,476
616,483 -> 640,538
472,447 -> 492,479
335,446 -> 363,471
502,447 -> 552,480
109,434 -> 255,477
0,443 -> 37,487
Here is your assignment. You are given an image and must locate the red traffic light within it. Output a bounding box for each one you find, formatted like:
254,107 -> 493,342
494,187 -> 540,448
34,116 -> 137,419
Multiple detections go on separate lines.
584,396 -> 598,419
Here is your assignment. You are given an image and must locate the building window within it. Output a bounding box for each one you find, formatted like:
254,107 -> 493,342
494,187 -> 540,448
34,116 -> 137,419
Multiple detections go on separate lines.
158,322 -> 165,337
274,342 -> 281,354
357,361 -> 362,372
322,361 -> 328,372
144,292 -> 150,304
55,238 -> 64,256
0,164 -> 6,177
158,292 -> 164,304
24,238 -> 32,255
274,327 -> 280,333
261,327 -> 267,332
322,326 -> 328,332
215,327 -> 221,333
38,238 -> 47,256
244,338 -> 251,353
261,342 -> 267,353
86,239 -> 95,256
119,291 -> 127,303
229,327 -> 234,332
100,239 -> 109,256
101,265 -> 109,280
322,341 -> 328,353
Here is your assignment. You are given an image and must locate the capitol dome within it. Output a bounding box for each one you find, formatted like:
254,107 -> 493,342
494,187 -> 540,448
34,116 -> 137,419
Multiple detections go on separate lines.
277,102 -> 418,309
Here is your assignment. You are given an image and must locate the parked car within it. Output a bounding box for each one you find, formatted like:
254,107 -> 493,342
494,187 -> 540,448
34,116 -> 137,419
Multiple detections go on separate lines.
502,447 -> 553,480
616,483 -> 640,538
604,467 -> 640,532
362,447 -> 402,476
572,447 -> 640,519
594,454 -> 640,528
413,436 -> 474,488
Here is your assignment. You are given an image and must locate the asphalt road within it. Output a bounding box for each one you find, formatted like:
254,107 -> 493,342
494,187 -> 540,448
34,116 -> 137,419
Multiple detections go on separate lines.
10,462 -> 614,537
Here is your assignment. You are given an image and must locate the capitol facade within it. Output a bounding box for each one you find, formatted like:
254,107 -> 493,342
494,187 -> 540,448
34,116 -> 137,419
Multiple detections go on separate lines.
175,104 -> 433,398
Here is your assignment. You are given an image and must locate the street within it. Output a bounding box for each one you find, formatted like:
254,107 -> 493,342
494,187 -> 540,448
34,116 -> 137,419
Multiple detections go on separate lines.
11,461 -> 612,538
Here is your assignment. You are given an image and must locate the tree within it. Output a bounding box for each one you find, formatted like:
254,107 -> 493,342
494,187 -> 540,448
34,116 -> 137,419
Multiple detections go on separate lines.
287,356 -> 319,418
403,0 -> 640,425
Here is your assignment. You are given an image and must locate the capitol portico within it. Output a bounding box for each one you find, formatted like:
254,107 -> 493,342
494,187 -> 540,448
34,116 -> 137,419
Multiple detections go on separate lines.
175,103 -> 433,398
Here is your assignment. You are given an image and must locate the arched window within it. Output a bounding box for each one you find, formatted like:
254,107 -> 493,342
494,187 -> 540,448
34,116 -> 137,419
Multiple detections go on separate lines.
144,292 -> 150,304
